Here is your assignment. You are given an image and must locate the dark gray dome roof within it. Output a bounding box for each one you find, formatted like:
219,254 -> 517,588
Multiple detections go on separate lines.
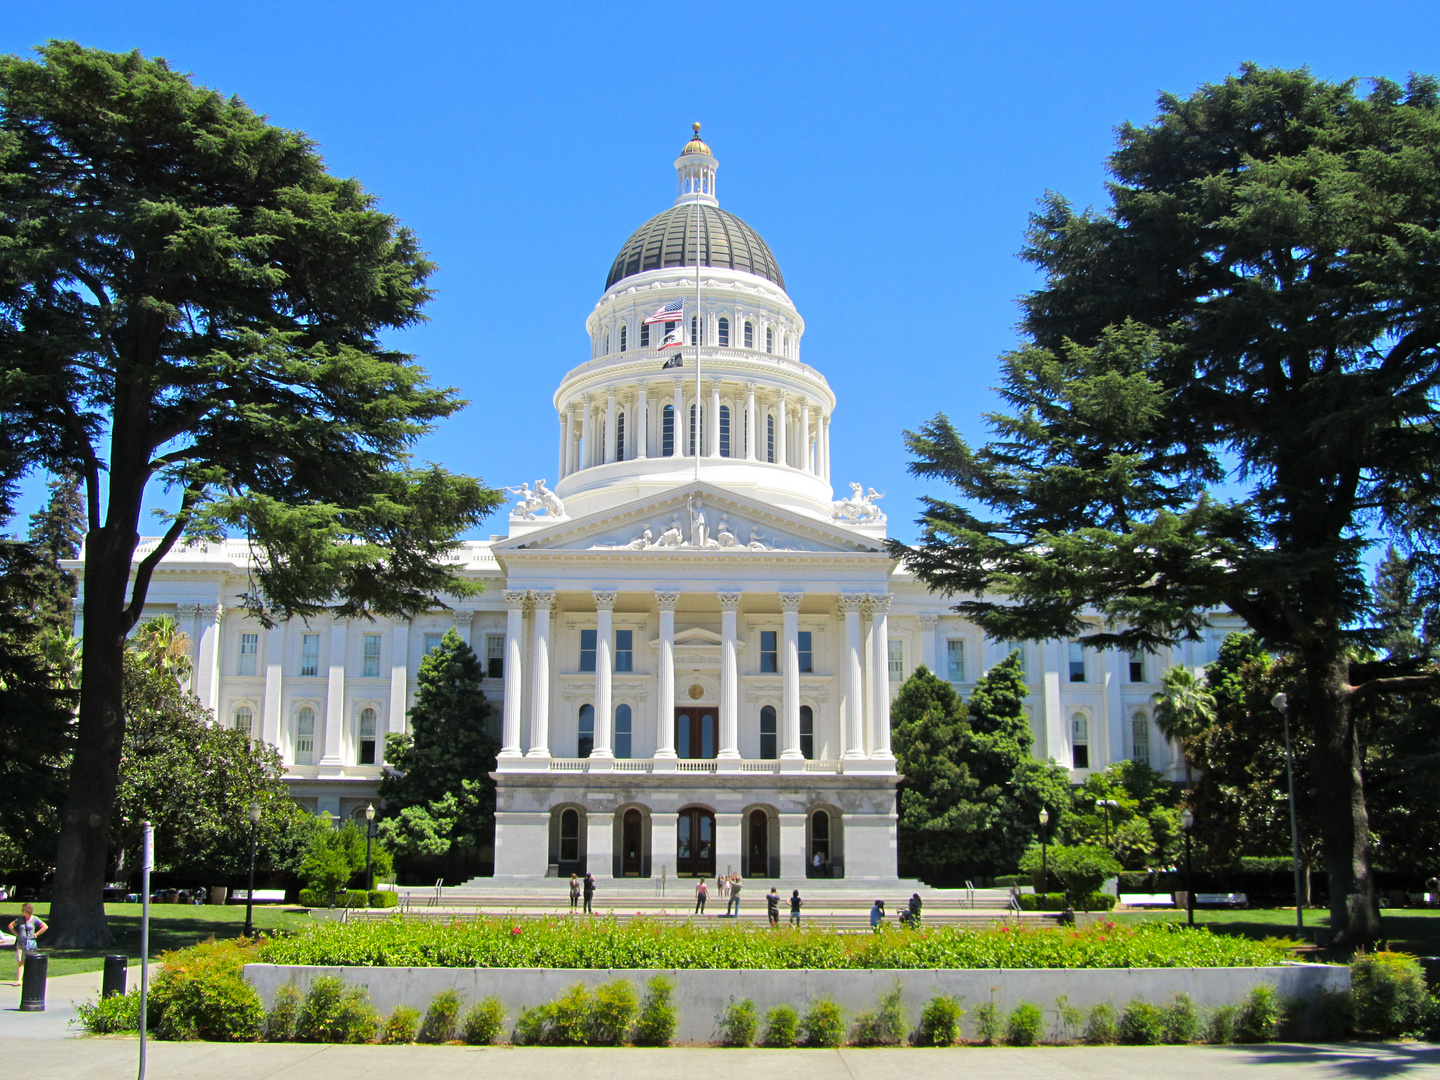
606,203 -> 785,292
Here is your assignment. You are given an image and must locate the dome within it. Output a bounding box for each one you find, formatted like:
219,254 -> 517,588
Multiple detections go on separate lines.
605,203 -> 786,292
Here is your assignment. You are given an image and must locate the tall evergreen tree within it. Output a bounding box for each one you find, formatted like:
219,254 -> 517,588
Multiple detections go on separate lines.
1372,547 -> 1433,663
22,472 -> 84,638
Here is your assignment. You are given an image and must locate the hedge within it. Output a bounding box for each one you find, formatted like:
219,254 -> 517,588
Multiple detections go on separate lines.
298,889 -> 397,909
1018,892 -> 1117,912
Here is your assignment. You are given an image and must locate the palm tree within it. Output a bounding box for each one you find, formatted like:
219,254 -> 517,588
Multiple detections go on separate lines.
1151,666 -> 1216,786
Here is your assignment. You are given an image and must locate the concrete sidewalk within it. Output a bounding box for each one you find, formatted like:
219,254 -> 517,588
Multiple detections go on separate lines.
0,963 -> 145,1041
5,1042 -> 1439,1079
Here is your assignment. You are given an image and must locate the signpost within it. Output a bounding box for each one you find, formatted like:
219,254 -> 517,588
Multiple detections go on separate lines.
138,822 -> 152,1080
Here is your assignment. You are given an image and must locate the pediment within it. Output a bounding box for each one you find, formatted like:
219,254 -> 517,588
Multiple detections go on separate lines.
491,482 -> 885,559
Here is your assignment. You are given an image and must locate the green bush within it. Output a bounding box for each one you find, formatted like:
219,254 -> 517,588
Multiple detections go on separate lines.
720,998 -> 758,1047
1235,984 -> 1279,1043
1118,1000 -> 1163,1045
1206,1004 -> 1238,1044
973,1001 -> 1002,1045
851,983 -> 906,1046
381,1005 -> 420,1044
294,976 -> 379,1044
297,887 -> 369,909
264,983 -> 302,1042
1082,1003 -> 1118,1044
514,1004 -> 552,1046
418,988 -> 463,1044
993,875 -> 1029,888
461,997 -> 507,1045
634,976 -> 677,1046
1053,994 -> 1085,1042
1006,1002 -> 1044,1046
1017,892 -> 1116,911
149,940 -> 264,1041
914,995 -> 963,1046
1351,952 -> 1436,1038
549,983 -> 594,1045
762,1003 -> 800,1047
368,889 -> 399,908
800,998 -> 845,1047
1160,993 -> 1199,1044
1019,844 -> 1121,904
590,979 -> 640,1046
74,989 -> 142,1034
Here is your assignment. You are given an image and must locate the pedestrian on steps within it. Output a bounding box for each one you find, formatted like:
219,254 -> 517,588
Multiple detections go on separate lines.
789,889 -> 803,927
582,871 -> 596,914
695,878 -> 709,915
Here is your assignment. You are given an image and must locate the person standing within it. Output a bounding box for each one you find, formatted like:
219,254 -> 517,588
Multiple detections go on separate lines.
695,878 -> 709,915
582,871 -> 596,915
728,875 -> 744,917
766,887 -> 780,927
789,889 -> 803,927
8,903 -> 47,985
569,874 -> 580,912
869,899 -> 885,932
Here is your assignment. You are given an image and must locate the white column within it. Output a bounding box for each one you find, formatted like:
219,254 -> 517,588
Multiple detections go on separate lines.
560,409 -> 573,478
672,380 -> 684,457
194,603 -> 223,714
262,621 -> 286,747
579,398 -> 593,470
388,620 -> 409,741
775,391 -> 788,468
654,592 -> 678,759
718,592 -> 741,759
527,591 -> 554,758
1042,639 -> 1065,761
592,591 -> 616,759
1104,647 -> 1124,770
868,595 -> 894,760
604,390 -> 617,465
636,383 -> 649,460
321,618 -> 348,764
588,809 -> 615,880
499,592 -> 526,758
799,398 -> 812,474
745,382 -> 758,461
839,595 -> 867,759
779,592 -> 803,760
918,613 -> 938,675
821,414 -> 831,481
708,380 -> 721,457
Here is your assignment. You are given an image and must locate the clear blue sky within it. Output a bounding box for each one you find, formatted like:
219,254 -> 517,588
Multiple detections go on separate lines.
5,1 -> 1439,543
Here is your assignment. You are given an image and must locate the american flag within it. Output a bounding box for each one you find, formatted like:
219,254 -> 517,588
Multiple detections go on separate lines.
658,327 -> 685,350
644,299 -> 685,325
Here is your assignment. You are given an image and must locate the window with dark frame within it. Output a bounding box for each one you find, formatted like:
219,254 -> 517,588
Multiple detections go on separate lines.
578,703 -> 594,758
760,630 -> 778,673
579,629 -> 597,673
486,634 -> 504,679
759,705 -> 777,759
615,629 -> 633,672
800,704 -> 814,759
798,631 -> 813,673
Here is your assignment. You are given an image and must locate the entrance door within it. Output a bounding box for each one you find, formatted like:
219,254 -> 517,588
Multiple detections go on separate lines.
676,708 -> 718,759
622,809 -> 643,876
748,810 -> 769,878
676,807 -> 716,876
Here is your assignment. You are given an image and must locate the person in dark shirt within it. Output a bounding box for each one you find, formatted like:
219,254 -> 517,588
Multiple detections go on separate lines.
766,887 -> 780,926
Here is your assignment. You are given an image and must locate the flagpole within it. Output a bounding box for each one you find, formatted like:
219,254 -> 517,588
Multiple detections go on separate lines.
692,175 -> 701,482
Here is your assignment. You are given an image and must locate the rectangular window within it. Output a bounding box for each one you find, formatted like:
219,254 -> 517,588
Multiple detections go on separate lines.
423,632 -> 444,655
760,630 -> 778,674
238,632 -> 258,676
300,633 -> 320,677
1072,714 -> 1090,769
640,322 -> 650,348
1069,640 -> 1087,682
946,639 -> 965,683
888,638 -> 904,682
744,321 -> 754,349
1128,651 -> 1145,683
616,411 -> 625,460
797,630 -> 813,673
614,704 -> 632,759
759,707 -> 777,760
358,708 -> 377,765
614,629 -> 633,672
362,633 -> 381,677
800,705 -> 814,760
486,633 -> 504,679
579,628 -> 597,672
662,405 -> 675,457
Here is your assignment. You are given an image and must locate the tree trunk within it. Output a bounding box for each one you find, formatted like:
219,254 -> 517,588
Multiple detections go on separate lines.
1305,650 -> 1382,946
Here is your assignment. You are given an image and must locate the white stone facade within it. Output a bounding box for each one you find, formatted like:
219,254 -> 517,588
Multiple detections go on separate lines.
77,131 -> 1239,884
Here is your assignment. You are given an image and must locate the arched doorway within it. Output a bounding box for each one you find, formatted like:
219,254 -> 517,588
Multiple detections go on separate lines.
676,709 -> 717,758
621,808 -> 643,876
747,809 -> 769,878
676,807 -> 715,877
808,809 -> 831,877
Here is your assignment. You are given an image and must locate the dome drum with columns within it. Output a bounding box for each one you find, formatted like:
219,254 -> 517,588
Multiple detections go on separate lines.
80,126 -> 1229,887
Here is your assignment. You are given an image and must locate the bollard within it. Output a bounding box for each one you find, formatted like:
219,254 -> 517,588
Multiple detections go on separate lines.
102,954 -> 128,998
19,951 -> 48,1012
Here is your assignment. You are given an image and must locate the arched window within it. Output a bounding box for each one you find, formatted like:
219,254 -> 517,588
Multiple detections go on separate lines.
759,705 -> 777,760
640,322 -> 650,348
744,321 -> 754,349
691,315 -> 699,346
766,414 -> 775,463
616,410 -> 626,461
1131,712 -> 1150,766
718,317 -> 730,347
615,704 -> 633,759
578,703 -> 595,758
719,404 -> 731,457
619,324 -> 627,352
811,810 -> 830,862
234,704 -> 253,739
295,706 -> 315,765
766,326 -> 774,353
358,707 -> 377,765
1071,713 -> 1090,769
800,705 -> 814,760
662,404 -> 675,457
560,808 -> 580,862
604,332 -> 610,355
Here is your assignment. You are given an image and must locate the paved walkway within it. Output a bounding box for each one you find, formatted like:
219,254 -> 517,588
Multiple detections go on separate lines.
0,963 -> 145,1041
5,1041 -> 1439,1079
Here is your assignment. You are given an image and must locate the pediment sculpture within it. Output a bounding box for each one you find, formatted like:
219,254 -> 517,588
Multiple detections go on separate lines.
506,479 -> 567,521
831,482 -> 885,524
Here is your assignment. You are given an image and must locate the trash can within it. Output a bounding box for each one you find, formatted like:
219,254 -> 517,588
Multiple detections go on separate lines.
209,885 -> 228,906
19,951 -> 47,1012
102,954 -> 128,998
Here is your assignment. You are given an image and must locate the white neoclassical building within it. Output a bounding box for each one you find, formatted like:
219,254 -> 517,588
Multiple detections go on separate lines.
81,129 -> 1237,884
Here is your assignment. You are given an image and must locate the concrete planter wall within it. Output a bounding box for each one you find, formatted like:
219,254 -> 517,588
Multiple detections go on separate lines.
244,963 -> 1349,1043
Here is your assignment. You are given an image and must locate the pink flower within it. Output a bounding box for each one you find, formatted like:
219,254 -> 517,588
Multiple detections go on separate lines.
511,926 -> 522,935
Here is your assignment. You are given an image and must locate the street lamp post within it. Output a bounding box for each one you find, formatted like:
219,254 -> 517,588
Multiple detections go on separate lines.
1039,808 -> 1051,893
1180,808 -> 1195,928
243,802 -> 261,939
364,803 -> 376,893
1269,693 -> 1306,938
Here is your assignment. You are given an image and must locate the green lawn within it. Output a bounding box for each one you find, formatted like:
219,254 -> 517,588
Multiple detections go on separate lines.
2,903 -> 315,977
1114,907 -> 1440,957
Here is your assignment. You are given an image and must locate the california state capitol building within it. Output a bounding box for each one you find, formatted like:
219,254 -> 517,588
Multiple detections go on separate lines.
76,128 -> 1237,885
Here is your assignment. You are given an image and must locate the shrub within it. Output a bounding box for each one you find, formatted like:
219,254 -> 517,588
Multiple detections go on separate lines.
297,888 -> 370,909
1019,844 -> 1121,905
514,1004 -> 552,1046
590,979 -> 640,1046
634,976 -> 677,1046
1352,952 -> 1436,1038
1235,984 -> 1279,1043
381,1005 -> 420,1044
1005,1002 -> 1044,1046
1053,994 -> 1084,1042
762,1003 -> 800,1047
368,889 -> 399,908
914,995 -> 963,1047
1160,993 -> 1199,1044
851,983 -> 906,1046
461,997 -> 507,1045
973,1001 -> 1002,1045
1082,1003 -> 1118,1044
1118,1000 -> 1163,1045
1017,892 -> 1116,912
1291,988 -> 1355,1042
418,988 -> 463,1044
149,940 -> 264,1041
264,983 -> 302,1042
549,983 -> 594,1046
74,989 -> 141,1034
800,998 -> 845,1047
720,998 -> 758,1047
1206,1004 -> 1238,1044
294,976 -> 379,1044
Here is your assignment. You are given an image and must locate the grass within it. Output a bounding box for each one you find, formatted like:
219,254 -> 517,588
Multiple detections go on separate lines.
0,903 -> 314,977
1113,908 -> 1440,957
